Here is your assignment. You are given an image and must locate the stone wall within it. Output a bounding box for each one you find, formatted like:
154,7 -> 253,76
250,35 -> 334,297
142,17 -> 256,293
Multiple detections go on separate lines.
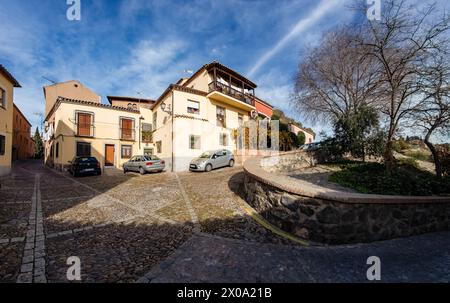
244,154 -> 450,244
261,150 -> 317,173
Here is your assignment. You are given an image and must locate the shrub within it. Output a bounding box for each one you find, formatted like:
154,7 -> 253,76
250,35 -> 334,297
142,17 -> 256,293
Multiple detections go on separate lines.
437,145 -> 450,176
393,139 -> 410,153
329,161 -> 450,196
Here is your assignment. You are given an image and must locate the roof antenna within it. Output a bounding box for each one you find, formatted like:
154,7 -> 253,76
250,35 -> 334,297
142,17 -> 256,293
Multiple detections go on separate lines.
42,76 -> 57,84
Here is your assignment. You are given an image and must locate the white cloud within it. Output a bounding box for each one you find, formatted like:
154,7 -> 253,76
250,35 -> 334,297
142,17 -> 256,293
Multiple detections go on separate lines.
248,0 -> 345,77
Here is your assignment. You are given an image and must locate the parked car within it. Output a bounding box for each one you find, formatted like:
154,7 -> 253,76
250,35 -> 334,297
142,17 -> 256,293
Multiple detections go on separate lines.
301,142 -> 321,151
123,155 -> 165,175
68,157 -> 102,177
189,149 -> 235,172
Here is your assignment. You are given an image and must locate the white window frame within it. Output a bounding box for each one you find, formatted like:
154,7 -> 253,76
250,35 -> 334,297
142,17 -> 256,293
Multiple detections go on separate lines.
189,135 -> 201,150
219,133 -> 228,146
0,84 -> 7,109
187,100 -> 200,115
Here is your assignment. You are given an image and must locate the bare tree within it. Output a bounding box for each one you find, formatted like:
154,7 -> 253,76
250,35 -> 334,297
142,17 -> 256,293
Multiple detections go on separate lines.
294,28 -> 381,123
412,55 -> 450,178
358,0 -> 450,170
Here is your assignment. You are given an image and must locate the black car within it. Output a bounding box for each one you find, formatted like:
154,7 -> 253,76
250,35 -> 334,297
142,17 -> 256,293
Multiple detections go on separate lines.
68,157 -> 102,177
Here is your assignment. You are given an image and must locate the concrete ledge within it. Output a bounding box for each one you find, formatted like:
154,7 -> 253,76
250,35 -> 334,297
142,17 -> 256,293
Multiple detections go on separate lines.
243,152 -> 450,244
244,153 -> 450,205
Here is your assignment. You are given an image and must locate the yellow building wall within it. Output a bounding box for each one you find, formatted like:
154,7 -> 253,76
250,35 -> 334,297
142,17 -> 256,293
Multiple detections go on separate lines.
45,102 -> 154,171
152,93 -> 173,170
44,81 -> 101,117
161,89 -> 251,171
0,73 -> 14,176
183,70 -> 212,92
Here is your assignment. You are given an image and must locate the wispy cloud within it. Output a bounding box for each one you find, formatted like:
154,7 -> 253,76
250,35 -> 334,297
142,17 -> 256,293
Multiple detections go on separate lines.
248,0 -> 344,77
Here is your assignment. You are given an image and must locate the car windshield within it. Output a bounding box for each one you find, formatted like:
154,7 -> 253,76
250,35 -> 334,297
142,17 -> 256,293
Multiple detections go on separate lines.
199,152 -> 212,159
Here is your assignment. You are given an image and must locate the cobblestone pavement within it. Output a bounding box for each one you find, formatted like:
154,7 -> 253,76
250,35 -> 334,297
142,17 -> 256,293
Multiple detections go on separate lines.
1,160 -> 449,283
0,160 -> 286,283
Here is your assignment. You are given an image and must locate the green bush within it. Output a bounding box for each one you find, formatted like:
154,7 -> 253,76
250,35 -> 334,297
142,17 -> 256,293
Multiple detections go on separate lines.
393,139 -> 410,153
329,161 -> 450,196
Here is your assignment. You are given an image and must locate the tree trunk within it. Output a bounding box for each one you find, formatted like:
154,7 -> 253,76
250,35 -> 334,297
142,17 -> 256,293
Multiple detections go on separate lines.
424,130 -> 442,179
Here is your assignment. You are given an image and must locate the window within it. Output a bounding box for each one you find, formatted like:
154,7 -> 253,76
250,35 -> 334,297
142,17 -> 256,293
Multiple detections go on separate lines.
121,145 -> 132,159
219,133 -> 228,146
189,135 -> 201,150
76,112 -> 94,137
76,142 -> 91,157
216,106 -> 226,127
153,112 -> 158,131
144,148 -> 154,156
120,117 -> 135,141
0,87 -> 5,108
156,141 -> 162,153
56,142 -> 59,158
0,135 -> 5,155
187,100 -> 200,114
142,123 -> 153,143
50,145 -> 54,157
238,114 -> 244,126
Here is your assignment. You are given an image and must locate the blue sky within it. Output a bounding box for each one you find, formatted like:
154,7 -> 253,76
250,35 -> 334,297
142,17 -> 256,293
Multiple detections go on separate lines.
0,0 -> 448,140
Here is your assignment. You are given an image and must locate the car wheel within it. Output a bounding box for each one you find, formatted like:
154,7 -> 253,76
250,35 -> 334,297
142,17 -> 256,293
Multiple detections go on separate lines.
139,167 -> 146,175
229,159 -> 235,167
205,164 -> 213,172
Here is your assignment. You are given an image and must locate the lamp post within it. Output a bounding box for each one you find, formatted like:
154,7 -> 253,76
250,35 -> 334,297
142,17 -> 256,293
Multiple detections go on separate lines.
160,102 -> 172,115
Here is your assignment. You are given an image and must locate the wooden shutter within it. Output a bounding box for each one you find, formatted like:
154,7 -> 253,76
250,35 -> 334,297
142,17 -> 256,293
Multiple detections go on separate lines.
121,118 -> 133,140
77,113 -> 92,137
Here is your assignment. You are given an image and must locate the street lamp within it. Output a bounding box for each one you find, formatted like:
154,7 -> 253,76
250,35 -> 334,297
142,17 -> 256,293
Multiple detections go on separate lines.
161,102 -> 172,115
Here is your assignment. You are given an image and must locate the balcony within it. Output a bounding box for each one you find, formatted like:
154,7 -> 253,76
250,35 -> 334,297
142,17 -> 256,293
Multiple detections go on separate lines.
208,81 -> 256,110
120,128 -> 136,141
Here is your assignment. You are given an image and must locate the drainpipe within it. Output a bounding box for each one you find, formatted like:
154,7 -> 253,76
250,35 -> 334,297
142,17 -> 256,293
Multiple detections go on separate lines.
171,91 -> 175,172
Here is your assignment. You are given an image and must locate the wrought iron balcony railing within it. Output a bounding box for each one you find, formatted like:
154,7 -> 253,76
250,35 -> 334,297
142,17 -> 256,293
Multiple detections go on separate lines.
208,81 -> 255,107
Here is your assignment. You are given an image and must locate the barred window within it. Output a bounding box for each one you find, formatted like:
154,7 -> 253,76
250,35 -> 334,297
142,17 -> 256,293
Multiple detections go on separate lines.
121,145 -> 132,159
216,106 -> 226,128
189,135 -> 201,150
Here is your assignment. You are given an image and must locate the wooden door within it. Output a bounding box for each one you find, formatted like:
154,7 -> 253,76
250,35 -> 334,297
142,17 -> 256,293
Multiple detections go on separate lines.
105,145 -> 115,167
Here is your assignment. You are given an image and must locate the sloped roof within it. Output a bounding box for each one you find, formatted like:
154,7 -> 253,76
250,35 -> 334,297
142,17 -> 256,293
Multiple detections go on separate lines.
182,61 -> 257,89
0,65 -> 21,87
106,96 -> 156,105
45,96 -> 140,121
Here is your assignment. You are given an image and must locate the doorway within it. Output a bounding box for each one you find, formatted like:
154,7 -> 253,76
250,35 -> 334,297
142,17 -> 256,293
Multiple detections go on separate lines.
105,144 -> 115,167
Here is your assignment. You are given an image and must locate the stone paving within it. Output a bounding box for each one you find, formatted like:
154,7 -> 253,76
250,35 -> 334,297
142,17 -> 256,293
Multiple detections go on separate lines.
0,160 -> 285,283
1,160 -> 450,283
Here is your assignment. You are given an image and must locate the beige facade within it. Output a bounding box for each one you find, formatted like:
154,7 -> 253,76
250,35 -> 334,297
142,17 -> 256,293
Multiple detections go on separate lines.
288,123 -> 315,144
43,80 -> 100,117
43,61 -> 282,172
44,98 -> 154,171
0,65 -> 21,176
107,96 -> 155,110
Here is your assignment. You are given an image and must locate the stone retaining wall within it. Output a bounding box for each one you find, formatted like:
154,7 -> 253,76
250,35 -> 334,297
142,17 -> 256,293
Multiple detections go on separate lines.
243,152 -> 450,244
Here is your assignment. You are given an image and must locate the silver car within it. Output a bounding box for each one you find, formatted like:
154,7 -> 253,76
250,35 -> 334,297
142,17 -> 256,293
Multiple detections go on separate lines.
189,149 -> 235,172
123,155 -> 165,175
